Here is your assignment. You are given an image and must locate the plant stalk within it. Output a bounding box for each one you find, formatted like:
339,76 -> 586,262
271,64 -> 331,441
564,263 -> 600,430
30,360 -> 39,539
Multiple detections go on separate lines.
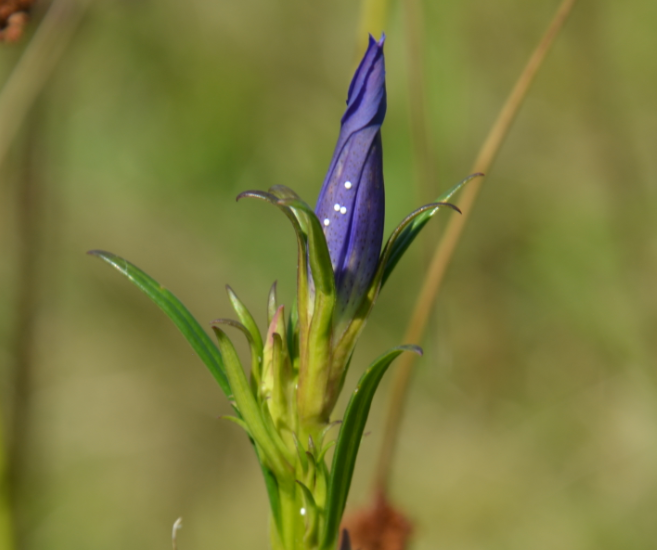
375,0 -> 579,493
0,0 -> 90,172
5,100 -> 47,550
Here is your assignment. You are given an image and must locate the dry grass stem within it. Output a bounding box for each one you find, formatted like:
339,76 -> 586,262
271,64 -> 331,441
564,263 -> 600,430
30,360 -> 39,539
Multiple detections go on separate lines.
0,0 -> 90,172
375,0 -> 579,492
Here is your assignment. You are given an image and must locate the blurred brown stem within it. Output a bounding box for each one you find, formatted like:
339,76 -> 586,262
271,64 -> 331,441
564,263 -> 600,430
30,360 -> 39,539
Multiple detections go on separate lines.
5,103 -> 45,550
0,0 -> 90,172
0,0 -> 88,546
375,0 -> 579,493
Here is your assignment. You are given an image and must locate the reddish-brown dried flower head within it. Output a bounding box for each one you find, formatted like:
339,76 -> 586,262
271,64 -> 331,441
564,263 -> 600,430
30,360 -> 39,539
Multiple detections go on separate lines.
0,0 -> 35,43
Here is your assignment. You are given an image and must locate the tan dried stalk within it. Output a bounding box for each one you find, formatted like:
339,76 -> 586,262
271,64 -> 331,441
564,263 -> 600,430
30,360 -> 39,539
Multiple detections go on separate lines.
375,0 -> 580,492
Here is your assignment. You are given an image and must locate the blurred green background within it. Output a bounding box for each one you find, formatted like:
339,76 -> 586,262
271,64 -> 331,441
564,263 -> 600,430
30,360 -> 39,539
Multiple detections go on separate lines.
1,0 -> 656,548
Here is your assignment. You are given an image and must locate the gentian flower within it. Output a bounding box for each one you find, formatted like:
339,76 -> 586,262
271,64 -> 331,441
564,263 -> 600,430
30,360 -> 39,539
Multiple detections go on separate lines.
91,31 -> 471,550
315,34 -> 386,322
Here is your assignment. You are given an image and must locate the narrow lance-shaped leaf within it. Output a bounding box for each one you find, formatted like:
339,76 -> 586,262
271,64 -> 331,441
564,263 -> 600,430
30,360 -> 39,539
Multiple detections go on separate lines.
296,480 -> 319,546
268,281 -> 279,327
212,318 -> 261,395
237,189 -> 312,399
279,198 -> 337,427
327,201 -> 456,391
212,326 -> 293,479
321,345 -> 422,550
226,285 -> 264,356
382,172 -> 482,285
88,250 -> 231,398
89,251 -> 285,534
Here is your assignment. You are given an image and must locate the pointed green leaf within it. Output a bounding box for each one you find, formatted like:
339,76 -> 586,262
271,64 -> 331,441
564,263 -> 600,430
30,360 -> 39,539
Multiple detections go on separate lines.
278,198 -> 335,298
328,176 -> 477,395
212,318 -> 262,392
88,250 -> 231,398
268,281 -> 279,327
322,345 -> 423,550
381,173 -> 481,285
381,200 -> 461,286
237,190 -> 311,382
260,460 -> 283,536
278,198 -> 337,427
296,480 -> 319,546
226,286 -> 264,356
292,433 -> 309,474
269,184 -> 302,202
212,326 -> 293,479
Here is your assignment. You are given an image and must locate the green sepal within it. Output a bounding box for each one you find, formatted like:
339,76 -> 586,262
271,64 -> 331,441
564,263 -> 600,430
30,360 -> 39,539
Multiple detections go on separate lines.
314,454 -> 329,512
262,306 -> 294,428
236,191 -> 309,317
382,172 -> 481,285
268,281 -> 279,327
321,345 -> 423,550
307,435 -> 317,457
226,285 -> 264,357
237,189 -> 311,405
272,332 -> 295,433
327,177 -> 473,396
292,433 -> 309,475
303,451 -> 317,494
211,326 -> 293,479
296,480 -> 319,546
212,318 -> 261,396
88,250 -> 231,398
262,464 -> 283,537
277,197 -> 335,299
317,440 -> 335,465
287,299 -> 300,373
269,184 -> 301,202
278,198 -> 337,429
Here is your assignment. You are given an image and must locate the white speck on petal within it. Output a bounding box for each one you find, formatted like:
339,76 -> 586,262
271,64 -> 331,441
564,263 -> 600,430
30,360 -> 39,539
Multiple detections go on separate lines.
344,181 -> 352,189
300,508 -> 306,516
323,218 -> 330,226
340,207 -> 347,215
334,204 -> 341,211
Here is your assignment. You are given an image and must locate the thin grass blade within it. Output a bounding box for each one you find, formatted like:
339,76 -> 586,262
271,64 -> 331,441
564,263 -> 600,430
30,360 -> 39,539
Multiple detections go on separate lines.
321,345 -> 422,549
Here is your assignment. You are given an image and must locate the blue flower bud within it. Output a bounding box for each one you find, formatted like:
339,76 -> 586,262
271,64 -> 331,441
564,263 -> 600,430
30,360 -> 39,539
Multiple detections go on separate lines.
315,34 -> 386,321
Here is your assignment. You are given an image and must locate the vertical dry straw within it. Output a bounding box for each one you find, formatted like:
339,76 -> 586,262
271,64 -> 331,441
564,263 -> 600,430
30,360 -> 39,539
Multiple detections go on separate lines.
0,1 -> 91,548
0,0 -> 91,171
375,0 -> 580,493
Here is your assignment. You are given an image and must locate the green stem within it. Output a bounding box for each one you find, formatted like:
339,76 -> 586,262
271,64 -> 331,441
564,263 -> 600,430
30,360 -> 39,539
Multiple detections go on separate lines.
276,482 -> 308,550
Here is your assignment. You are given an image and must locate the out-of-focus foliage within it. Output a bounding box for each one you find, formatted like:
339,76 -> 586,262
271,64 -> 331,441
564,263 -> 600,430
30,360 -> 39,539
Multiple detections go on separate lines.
0,0 -> 656,549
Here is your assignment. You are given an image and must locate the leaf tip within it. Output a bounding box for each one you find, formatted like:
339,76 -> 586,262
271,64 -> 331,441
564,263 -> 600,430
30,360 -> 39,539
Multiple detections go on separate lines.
407,344 -> 423,357
444,202 -> 462,215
